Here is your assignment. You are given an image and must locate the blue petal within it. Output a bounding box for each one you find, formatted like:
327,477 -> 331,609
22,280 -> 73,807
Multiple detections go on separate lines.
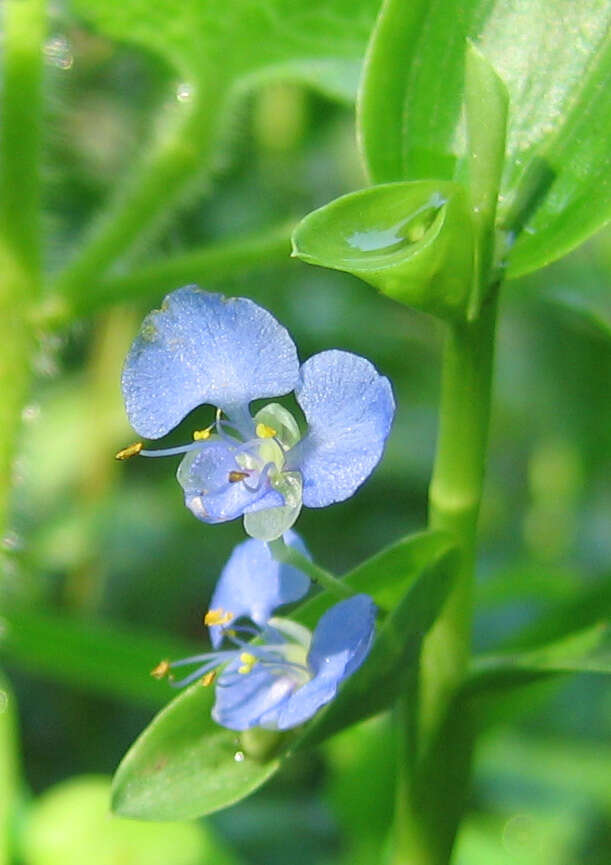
292,351 -> 395,508
208,531 -> 311,648
212,661 -> 295,731
273,594 -> 376,730
122,287 -> 300,438
177,440 -> 284,524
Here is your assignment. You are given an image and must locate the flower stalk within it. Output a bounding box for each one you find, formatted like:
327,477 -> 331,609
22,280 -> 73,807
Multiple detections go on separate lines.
268,537 -> 354,601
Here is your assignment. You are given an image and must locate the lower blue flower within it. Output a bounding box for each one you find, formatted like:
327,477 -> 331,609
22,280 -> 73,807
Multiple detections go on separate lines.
160,535 -> 376,731
212,592 -> 376,731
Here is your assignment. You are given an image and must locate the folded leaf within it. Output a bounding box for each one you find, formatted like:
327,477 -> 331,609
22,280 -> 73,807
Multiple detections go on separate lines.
358,0 -> 611,277
292,181 -> 473,319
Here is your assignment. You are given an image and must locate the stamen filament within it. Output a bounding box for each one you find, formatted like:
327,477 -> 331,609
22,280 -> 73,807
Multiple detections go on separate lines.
242,462 -> 274,492
170,661 -> 220,688
169,652 -> 222,668
140,442 -> 204,457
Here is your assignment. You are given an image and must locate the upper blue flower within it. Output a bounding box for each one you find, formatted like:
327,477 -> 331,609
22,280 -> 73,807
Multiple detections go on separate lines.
121,286 -> 395,540
162,533 -> 376,732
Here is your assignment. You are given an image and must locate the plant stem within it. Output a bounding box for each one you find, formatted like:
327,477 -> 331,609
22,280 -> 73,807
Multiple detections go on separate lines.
0,0 -> 45,538
393,290 -> 499,864
52,85 -> 225,302
0,0 -> 45,281
423,291 -> 498,738
43,221 -> 294,326
269,539 -> 355,600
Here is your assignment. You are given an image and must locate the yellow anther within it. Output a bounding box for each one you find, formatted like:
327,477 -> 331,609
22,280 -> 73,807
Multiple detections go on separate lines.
204,608 -> 234,627
115,441 -> 143,461
193,426 -> 213,441
228,470 -> 249,483
150,659 -> 170,679
238,652 -> 257,674
200,671 -> 217,687
256,423 -> 277,439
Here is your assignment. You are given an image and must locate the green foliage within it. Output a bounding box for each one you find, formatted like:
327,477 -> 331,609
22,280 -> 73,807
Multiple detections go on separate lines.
0,607 -> 200,707
21,776 -> 236,865
72,0 -> 381,100
0,673 -> 19,865
464,624 -> 611,698
358,0 -> 611,278
0,0 -> 609,861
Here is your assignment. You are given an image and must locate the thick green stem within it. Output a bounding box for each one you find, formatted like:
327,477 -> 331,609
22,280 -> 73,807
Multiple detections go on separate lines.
52,85 -> 225,302
269,538 -> 355,600
0,0 -> 45,538
422,292 -> 498,738
393,292 -> 499,865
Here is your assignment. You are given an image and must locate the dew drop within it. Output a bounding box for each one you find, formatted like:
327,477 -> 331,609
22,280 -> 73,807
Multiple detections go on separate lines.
22,404 -> 41,423
176,82 -> 194,103
345,194 -> 445,254
233,750 -> 245,763
2,531 -> 23,552
44,34 -> 74,70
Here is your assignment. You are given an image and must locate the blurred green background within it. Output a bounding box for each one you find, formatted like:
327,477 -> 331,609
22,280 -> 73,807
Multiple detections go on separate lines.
1,6 -> 610,865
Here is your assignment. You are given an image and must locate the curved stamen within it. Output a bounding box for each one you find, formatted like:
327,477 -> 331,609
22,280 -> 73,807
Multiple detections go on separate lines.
169,659 -> 221,688
169,651 -> 224,668
223,625 -> 261,648
140,442 -> 204,458
242,461 -> 275,492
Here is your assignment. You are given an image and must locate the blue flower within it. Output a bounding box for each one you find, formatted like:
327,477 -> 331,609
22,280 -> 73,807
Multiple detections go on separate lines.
159,533 -> 376,731
121,286 -> 395,540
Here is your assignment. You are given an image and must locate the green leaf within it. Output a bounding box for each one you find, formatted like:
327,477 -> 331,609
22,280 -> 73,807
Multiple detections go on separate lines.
295,529 -> 455,626
22,776 -> 239,865
358,0 -> 611,276
463,623 -> 611,698
0,672 -> 19,865
112,530 -> 455,820
463,41 -> 508,316
72,0 -> 381,100
112,682 -> 282,821
476,731 -> 611,812
0,606 -> 199,706
291,181 -> 473,319
409,617 -> 610,863
294,544 -> 459,749
498,577 -> 611,653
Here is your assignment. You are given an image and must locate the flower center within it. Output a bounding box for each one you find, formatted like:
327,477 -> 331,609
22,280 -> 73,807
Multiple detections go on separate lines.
153,612 -> 312,690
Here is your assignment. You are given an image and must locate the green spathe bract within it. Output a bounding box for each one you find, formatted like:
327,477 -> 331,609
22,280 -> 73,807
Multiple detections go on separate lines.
358,0 -> 611,278
292,181 -> 473,320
